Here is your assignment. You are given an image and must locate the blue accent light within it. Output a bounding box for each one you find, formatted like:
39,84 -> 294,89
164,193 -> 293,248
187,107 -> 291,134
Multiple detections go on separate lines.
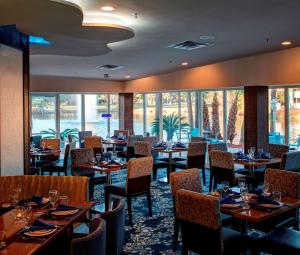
101,113 -> 112,118
29,35 -> 51,45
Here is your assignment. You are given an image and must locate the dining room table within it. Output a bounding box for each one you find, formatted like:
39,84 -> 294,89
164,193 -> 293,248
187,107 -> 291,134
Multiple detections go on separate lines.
0,201 -> 93,255
30,149 -> 60,168
152,146 -> 188,183
234,157 -> 281,176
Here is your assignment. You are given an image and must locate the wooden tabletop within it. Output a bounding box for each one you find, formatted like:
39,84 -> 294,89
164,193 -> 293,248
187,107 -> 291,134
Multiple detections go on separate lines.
152,147 -> 187,153
30,150 -> 60,157
221,197 -> 300,222
234,157 -> 281,167
78,163 -> 127,173
0,201 -> 93,255
103,140 -> 127,145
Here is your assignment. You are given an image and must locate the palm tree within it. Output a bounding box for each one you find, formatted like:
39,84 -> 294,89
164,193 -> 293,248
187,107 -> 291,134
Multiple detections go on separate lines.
151,113 -> 189,141
40,128 -> 79,142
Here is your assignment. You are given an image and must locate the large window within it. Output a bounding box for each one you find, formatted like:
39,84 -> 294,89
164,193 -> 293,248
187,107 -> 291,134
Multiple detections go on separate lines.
289,88 -> 300,147
60,94 -> 82,132
133,94 -> 144,135
31,95 -> 56,137
145,93 -> 159,136
110,94 -> 119,136
180,91 -> 196,141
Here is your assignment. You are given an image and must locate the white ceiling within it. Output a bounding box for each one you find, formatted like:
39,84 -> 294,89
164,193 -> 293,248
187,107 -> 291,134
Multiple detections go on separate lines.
2,0 -> 300,81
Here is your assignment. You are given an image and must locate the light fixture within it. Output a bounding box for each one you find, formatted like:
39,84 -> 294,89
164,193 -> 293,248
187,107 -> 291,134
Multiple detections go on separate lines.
101,6 -> 115,11
199,35 -> 216,40
125,75 -> 131,79
29,35 -> 51,45
181,62 -> 189,66
281,40 -> 292,46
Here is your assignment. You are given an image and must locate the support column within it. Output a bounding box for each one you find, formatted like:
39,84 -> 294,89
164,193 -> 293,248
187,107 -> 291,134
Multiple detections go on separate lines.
119,93 -> 134,134
244,86 -> 269,153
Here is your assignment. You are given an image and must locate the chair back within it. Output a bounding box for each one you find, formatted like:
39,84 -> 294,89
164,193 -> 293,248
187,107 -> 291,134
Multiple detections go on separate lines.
127,135 -> 143,147
31,135 -> 42,147
71,218 -> 106,255
85,136 -> 103,149
176,190 -> 223,255
186,142 -> 207,168
210,150 -> 235,187
0,175 -> 89,203
40,138 -> 60,157
134,141 -> 152,157
280,151 -> 300,172
70,148 -> 94,177
208,142 -> 228,154
265,168 -> 300,199
101,198 -> 125,255
142,136 -> 158,147
126,156 -> 153,193
191,137 -> 206,142
78,131 -> 92,148
63,143 -> 71,170
114,130 -> 129,138
170,168 -> 202,197
268,144 -> 289,158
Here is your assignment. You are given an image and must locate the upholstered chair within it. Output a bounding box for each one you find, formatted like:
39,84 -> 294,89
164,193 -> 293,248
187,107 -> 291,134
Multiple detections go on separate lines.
78,131 -> 92,148
267,144 -> 289,169
172,142 -> 207,185
71,218 -> 106,255
253,169 -> 300,254
209,150 -> 245,192
142,136 -> 158,146
191,137 -> 206,142
84,136 -> 107,158
105,156 -> 153,226
280,151 -> 300,172
70,148 -> 106,200
126,135 -> 143,159
170,169 -> 202,251
176,190 -> 242,255
101,198 -> 125,255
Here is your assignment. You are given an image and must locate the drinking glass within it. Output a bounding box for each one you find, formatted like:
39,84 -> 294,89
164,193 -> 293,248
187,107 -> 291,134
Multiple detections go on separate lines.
14,206 -> 24,221
263,183 -> 271,196
238,178 -> 246,189
49,190 -> 58,208
222,181 -> 230,195
23,205 -> 32,227
10,187 -> 22,206
272,191 -> 281,203
0,231 -> 6,250
59,196 -> 69,205
95,153 -> 102,165
241,188 -> 251,210
90,157 -> 96,166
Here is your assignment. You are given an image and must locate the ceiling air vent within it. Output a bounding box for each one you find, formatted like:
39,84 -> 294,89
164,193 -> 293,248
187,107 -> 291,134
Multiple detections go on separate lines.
167,40 -> 214,51
96,64 -> 124,71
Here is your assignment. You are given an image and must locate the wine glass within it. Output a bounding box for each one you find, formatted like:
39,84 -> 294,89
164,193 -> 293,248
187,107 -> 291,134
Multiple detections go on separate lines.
10,187 -> 22,206
241,187 -> 250,210
95,153 -> 102,165
263,183 -> 271,196
0,231 -> 6,250
272,191 -> 281,203
222,181 -> 230,195
23,205 -> 32,227
49,190 -> 58,208
238,178 -> 246,189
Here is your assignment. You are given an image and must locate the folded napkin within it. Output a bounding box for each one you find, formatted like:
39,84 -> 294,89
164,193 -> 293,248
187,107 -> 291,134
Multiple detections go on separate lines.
173,142 -> 186,148
257,195 -> 280,205
259,152 -> 271,159
32,195 -> 43,204
220,196 -> 236,204
55,204 -> 78,211
235,151 -> 249,160
24,219 -> 56,232
154,143 -> 167,149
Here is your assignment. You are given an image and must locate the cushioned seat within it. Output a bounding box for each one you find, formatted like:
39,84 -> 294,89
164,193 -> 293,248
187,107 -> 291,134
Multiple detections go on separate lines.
255,227 -> 300,254
105,182 -> 126,196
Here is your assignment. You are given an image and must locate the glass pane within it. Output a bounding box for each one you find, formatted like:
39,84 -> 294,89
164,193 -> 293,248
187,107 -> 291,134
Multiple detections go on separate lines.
110,94 -> 119,136
31,95 -> 56,137
84,94 -> 108,138
202,91 -> 224,140
269,88 -> 285,144
289,88 -> 300,147
180,92 -> 196,142
162,92 -> 179,141
146,93 -> 160,137
226,90 -> 244,151
60,94 -> 82,138
133,94 -> 144,135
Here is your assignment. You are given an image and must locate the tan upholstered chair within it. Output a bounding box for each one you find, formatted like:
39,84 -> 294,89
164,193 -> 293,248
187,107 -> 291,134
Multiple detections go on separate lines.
0,175 -> 89,204
126,135 -> 143,159
268,144 -> 289,158
40,138 -> 60,157
84,136 -> 103,149
191,137 -> 206,142
280,151 -> 300,172
105,156 -> 153,225
170,169 -> 202,251
70,148 -> 106,200
173,142 -> 207,185
134,141 -> 152,157
142,136 -> 158,147
176,190 -> 242,255
209,150 -> 245,192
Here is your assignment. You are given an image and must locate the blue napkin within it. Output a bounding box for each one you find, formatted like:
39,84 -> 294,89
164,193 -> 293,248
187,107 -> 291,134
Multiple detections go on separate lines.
32,195 -> 43,204
220,196 -> 236,204
257,195 -> 280,205
154,143 -> 167,149
173,142 -> 186,148
235,151 -> 249,160
260,152 -> 271,159
55,204 -> 78,211
24,219 -> 56,232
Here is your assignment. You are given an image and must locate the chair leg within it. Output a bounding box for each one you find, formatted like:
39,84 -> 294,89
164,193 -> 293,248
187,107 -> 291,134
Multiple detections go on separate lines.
173,218 -> 179,251
105,191 -> 110,211
89,181 -> 94,201
127,196 -> 133,226
209,174 -> 213,192
202,167 -> 206,186
147,191 -> 152,217
153,168 -> 157,181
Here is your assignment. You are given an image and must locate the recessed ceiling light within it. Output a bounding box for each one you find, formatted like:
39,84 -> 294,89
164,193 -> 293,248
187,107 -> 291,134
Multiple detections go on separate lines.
199,35 -> 216,40
181,62 -> 189,66
125,75 -> 131,79
281,40 -> 292,46
101,6 -> 115,11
